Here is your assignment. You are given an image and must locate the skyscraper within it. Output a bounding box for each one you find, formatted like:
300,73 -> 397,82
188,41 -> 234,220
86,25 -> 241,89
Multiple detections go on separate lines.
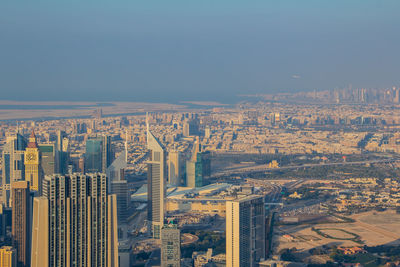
106,143 -> 129,225
161,223 -> 181,267
11,181 -> 31,267
1,133 -> 26,207
0,246 -> 17,267
30,197 -> 48,267
185,139 -> 211,188
185,161 -> 197,188
55,130 -> 68,175
30,173 -> 119,267
182,118 -> 199,137
38,143 -> 56,176
85,135 -> 113,173
24,130 -> 42,192
168,150 -> 182,186
110,180 -> 129,224
147,125 -> 167,239
226,195 -> 266,267
106,143 -> 127,191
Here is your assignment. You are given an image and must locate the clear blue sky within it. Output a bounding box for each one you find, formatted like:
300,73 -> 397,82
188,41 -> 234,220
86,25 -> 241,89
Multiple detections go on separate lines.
1,0 -> 399,103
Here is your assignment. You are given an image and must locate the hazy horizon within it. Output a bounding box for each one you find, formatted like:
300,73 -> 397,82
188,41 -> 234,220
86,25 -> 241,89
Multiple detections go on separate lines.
1,0 -> 399,103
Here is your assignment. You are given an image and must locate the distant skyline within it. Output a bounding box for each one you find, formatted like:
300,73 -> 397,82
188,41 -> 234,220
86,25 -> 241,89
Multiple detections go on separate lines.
1,0 -> 399,103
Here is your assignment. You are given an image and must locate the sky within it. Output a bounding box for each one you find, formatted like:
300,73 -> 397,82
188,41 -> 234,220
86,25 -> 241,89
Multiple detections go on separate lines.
0,0 -> 399,103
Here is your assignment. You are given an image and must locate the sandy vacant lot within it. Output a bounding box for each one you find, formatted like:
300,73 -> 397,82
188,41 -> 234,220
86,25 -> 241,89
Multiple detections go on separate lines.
274,210 -> 400,253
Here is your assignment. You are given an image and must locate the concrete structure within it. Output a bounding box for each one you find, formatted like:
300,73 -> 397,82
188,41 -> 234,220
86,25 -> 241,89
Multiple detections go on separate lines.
85,135 -> 113,174
11,181 -> 31,267
55,130 -> 68,175
226,195 -> 266,267
183,119 -> 199,137
147,124 -> 167,239
38,143 -> 56,176
118,241 -> 131,267
186,139 -> 211,188
30,173 -> 118,267
0,246 -> 17,267
161,223 -> 180,267
110,180 -> 129,224
168,150 -> 182,186
24,130 -> 42,192
30,197 -> 48,267
2,133 -> 26,207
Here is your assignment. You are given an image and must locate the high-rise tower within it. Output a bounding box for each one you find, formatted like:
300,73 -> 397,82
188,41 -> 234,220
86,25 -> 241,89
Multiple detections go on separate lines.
85,135 -> 113,173
39,143 -> 56,176
161,223 -> 181,267
186,139 -> 211,188
30,173 -> 119,267
168,150 -> 181,187
55,130 -> 68,175
147,124 -> 167,239
107,146 -> 129,223
24,130 -> 42,192
11,181 -> 31,267
0,246 -> 17,267
226,195 -> 266,267
1,133 -> 26,207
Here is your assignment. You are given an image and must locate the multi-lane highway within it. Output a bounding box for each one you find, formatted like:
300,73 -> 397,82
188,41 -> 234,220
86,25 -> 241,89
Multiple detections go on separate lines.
212,158 -> 399,177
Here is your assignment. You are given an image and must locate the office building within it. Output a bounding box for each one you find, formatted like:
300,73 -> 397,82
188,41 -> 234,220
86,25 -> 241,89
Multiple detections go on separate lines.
107,148 -> 128,224
161,223 -> 181,267
226,195 -> 266,267
85,135 -> 113,173
38,144 -> 56,176
186,139 -> 211,188
182,118 -> 199,137
110,180 -> 129,224
147,125 -> 167,239
168,150 -> 182,186
24,130 -> 42,192
11,181 -> 31,267
185,161 -> 197,188
106,144 -> 127,191
0,206 -> 12,245
1,133 -> 26,207
31,173 -> 119,267
0,246 -> 17,267
55,131 -> 68,175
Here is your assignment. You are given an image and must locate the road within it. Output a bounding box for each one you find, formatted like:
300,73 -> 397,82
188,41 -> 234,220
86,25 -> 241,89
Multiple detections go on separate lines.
212,158 -> 399,177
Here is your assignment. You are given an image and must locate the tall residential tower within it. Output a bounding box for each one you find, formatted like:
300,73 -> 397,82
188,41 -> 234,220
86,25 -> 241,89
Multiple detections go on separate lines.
11,181 -> 31,267
1,133 -> 26,207
161,223 -> 181,267
226,195 -> 266,267
30,173 -> 118,267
